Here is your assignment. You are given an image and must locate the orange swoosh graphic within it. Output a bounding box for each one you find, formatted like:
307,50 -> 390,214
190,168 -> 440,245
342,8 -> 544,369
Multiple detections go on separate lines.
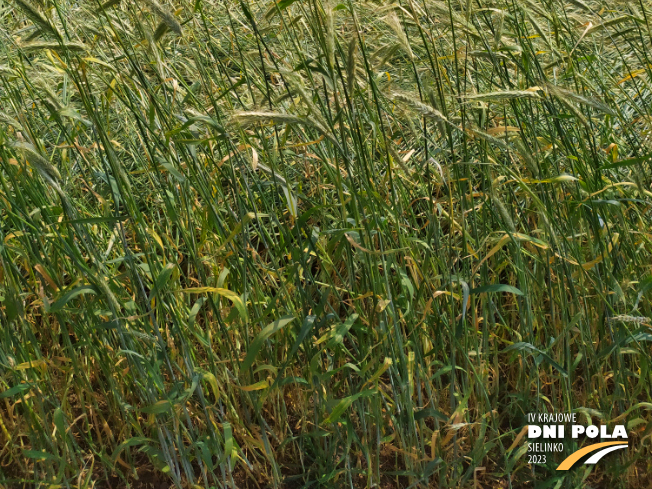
557,441 -> 628,470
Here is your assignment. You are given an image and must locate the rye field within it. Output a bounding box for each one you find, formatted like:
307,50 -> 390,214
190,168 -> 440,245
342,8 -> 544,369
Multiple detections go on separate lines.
1,0 -> 652,486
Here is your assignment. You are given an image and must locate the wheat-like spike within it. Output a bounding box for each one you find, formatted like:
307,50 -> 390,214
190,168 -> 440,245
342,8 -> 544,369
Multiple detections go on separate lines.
545,89 -> 590,127
231,111 -> 339,147
14,142 -> 67,201
0,65 -> 17,76
608,315 -> 651,324
426,0 -> 480,37
153,21 -> 170,42
372,44 -> 402,69
494,11 -> 505,47
491,194 -> 516,232
392,93 -> 460,131
347,39 -> 357,97
567,0 -> 592,11
426,158 -> 445,182
545,84 -> 616,115
93,275 -> 123,313
467,128 -> 509,149
587,15 -> 643,34
286,75 -> 328,127
463,90 -> 541,102
464,0 -> 473,19
325,5 -> 335,70
383,12 -> 414,60
20,41 -> 88,53
13,0 -> 61,40
468,50 -> 511,61
231,111 -> 305,128
523,9 -> 554,50
13,141 -> 62,182
23,28 -> 43,43
142,0 -> 182,36
523,0 -> 552,20
0,113 -> 23,130
514,139 -> 540,178
99,0 -> 122,10
37,80 -> 63,111
386,143 -> 413,175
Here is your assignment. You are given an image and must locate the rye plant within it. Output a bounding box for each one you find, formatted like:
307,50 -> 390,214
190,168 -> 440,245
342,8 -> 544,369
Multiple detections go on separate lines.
1,0 -> 652,487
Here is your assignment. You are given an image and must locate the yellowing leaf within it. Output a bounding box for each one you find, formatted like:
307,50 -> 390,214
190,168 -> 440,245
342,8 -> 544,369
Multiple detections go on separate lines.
524,174 -> 578,184
473,234 -> 510,274
485,126 -> 521,136
237,380 -> 269,391
507,425 -> 529,453
5,231 -> 24,242
582,233 -> 619,270
362,357 -> 392,388
375,299 -> 391,313
14,359 -> 47,371
617,69 -> 646,85
182,287 -> 247,320
512,233 -> 549,249
147,228 -> 165,251
83,57 -> 116,71
34,264 -> 59,291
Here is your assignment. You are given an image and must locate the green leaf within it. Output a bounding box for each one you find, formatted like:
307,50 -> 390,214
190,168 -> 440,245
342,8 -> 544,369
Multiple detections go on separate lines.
111,437 -> 153,462
53,407 -> 66,439
324,389 -> 376,424
414,408 -> 448,422
277,376 -> 309,387
633,275 -> 652,310
241,316 -> 295,371
199,370 -> 220,401
150,263 -> 176,300
215,212 -> 267,252
58,216 -> 125,225
188,297 -> 205,327
265,0 -> 299,19
281,185 -> 298,218
222,422 -> 234,462
161,163 -> 186,182
503,342 -> 568,376
22,449 -> 59,461
141,400 -> 172,415
287,315 -> 316,361
471,284 -> 523,296
602,150 -> 652,169
315,313 -> 358,347
49,287 -> 97,313
5,290 -> 21,322
399,270 -> 414,298
0,383 -> 33,399
58,107 -> 91,126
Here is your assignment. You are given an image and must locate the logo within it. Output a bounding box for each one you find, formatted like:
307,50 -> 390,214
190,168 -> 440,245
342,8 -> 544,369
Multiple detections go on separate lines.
556,441 -> 628,470
526,412 -> 628,470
